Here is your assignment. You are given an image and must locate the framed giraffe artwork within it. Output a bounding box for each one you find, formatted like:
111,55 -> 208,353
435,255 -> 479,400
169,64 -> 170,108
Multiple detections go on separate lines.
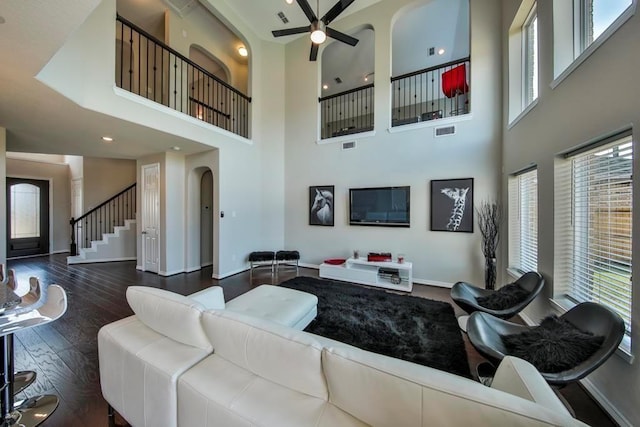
430,178 -> 474,232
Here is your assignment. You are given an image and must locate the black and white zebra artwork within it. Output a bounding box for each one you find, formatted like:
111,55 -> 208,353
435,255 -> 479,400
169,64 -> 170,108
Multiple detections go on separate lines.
309,186 -> 335,226
430,178 -> 474,232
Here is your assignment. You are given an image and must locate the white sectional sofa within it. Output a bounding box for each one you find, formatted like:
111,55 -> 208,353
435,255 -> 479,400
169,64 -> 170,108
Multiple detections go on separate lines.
98,286 -> 588,427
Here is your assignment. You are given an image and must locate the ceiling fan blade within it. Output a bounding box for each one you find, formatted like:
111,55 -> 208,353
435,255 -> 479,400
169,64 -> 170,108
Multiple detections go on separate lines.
321,0 -> 355,25
272,26 -> 311,37
296,0 -> 318,23
310,43 -> 319,61
325,27 -> 359,46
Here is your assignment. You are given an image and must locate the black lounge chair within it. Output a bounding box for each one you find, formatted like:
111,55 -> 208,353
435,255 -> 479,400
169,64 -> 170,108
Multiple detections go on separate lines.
466,302 -> 625,386
451,271 -> 545,320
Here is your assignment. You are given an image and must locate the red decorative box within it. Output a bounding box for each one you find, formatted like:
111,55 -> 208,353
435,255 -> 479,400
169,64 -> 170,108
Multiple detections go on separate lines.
367,252 -> 392,262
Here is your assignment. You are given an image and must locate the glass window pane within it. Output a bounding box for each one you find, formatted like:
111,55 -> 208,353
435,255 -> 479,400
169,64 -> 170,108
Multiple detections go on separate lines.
583,0 -> 632,48
10,183 -> 40,239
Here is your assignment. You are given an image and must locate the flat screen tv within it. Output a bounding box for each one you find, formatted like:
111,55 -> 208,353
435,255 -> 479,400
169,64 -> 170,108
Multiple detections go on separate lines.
349,186 -> 410,227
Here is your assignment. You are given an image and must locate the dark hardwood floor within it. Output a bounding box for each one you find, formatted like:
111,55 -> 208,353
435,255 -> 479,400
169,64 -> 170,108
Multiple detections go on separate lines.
7,254 -> 615,427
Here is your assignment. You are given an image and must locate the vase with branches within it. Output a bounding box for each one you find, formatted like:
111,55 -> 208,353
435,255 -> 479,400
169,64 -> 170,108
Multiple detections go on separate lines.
476,201 -> 503,290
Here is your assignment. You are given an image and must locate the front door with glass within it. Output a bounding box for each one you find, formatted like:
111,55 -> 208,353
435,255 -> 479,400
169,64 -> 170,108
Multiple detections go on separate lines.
6,178 -> 50,258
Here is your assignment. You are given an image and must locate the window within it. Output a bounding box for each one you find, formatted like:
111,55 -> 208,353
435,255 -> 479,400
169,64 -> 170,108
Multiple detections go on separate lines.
553,0 -> 634,80
10,183 -> 41,239
576,0 -> 633,54
523,5 -> 538,107
507,0 -> 538,124
509,168 -> 538,272
554,131 -> 633,350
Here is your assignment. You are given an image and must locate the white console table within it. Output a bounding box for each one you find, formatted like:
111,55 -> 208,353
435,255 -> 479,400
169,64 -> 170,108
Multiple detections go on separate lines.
319,257 -> 412,292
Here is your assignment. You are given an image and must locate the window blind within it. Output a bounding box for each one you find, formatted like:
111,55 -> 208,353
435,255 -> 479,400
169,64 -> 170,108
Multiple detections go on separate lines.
509,168 -> 538,272
555,135 -> 633,338
523,5 -> 538,106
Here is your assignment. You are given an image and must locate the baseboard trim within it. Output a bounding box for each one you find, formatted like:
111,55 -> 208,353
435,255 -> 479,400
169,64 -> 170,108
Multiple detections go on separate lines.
299,262 -> 319,269
136,265 -> 143,271
67,256 -> 136,265
212,267 -> 249,279
159,269 -> 184,277
185,266 -> 201,273
579,378 -> 632,427
51,250 -> 70,255
413,278 -> 454,288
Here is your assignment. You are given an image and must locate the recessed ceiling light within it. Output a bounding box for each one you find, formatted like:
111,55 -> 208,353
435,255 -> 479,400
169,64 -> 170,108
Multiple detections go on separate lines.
322,84 -> 328,90
285,0 -> 294,4
101,136 -> 113,142
171,146 -> 181,151
238,46 -> 248,57
438,48 -> 445,55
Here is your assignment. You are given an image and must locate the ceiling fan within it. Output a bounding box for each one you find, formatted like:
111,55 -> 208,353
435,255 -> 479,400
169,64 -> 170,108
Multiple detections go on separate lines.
272,0 -> 359,61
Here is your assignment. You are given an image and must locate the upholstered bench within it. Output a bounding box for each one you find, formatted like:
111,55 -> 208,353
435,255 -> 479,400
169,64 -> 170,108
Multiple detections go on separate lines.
248,251 -> 275,277
275,250 -> 300,275
189,284 -> 317,330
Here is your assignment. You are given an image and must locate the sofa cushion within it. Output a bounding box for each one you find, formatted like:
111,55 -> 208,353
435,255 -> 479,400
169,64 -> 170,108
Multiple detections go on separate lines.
98,316 -> 211,427
322,345 -> 585,427
201,309 -> 327,399
126,286 -> 212,351
178,355 -> 366,427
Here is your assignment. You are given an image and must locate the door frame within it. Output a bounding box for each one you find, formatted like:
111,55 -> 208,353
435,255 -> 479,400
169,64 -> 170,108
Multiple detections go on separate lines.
6,175 -> 53,257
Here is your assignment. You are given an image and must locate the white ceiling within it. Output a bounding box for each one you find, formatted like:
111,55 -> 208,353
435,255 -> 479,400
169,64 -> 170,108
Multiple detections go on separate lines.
0,0 -> 468,159
219,0 -> 384,43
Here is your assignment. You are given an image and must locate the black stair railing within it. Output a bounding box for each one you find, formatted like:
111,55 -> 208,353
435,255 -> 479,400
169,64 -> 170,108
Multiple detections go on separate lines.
115,15 -> 251,138
319,83 -> 374,139
70,184 -> 136,256
391,56 -> 470,127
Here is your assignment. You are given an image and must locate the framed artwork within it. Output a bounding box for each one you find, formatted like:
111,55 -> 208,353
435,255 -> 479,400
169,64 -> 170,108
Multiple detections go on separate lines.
309,185 -> 334,226
430,178 -> 474,232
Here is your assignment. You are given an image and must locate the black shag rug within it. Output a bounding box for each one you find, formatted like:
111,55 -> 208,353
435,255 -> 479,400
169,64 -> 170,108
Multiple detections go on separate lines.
280,276 -> 471,378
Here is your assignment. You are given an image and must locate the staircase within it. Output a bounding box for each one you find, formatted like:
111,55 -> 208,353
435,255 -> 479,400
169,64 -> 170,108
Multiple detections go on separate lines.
67,220 -> 136,264
67,183 -> 136,265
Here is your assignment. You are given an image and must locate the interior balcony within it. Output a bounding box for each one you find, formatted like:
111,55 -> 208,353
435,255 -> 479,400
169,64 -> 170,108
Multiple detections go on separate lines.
391,57 -> 470,127
116,15 -> 251,139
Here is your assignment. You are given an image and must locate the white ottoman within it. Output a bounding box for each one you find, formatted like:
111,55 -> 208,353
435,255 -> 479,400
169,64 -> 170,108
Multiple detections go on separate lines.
189,285 -> 318,330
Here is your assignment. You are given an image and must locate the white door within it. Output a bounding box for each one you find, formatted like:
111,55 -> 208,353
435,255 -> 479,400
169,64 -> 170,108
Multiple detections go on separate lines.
141,163 -> 160,273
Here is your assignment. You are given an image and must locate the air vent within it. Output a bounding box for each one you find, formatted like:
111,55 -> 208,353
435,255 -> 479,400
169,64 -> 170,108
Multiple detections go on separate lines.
163,0 -> 197,16
334,77 -> 343,84
435,125 -> 456,137
342,141 -> 357,150
277,11 -> 289,24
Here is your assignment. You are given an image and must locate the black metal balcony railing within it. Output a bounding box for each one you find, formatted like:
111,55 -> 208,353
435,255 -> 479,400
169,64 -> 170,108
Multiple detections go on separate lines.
116,15 -> 251,138
319,84 -> 374,139
391,57 -> 470,127
70,184 -> 136,256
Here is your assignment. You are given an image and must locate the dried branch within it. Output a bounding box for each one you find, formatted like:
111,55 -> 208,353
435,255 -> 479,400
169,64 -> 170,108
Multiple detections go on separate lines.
476,201 -> 503,259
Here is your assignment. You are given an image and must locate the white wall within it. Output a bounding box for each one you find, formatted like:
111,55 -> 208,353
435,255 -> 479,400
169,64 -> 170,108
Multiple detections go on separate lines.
164,152 -> 186,276
65,155 -> 83,179
0,128 -> 6,264
83,157 -> 136,211
6,158 -> 71,254
38,0 -> 286,279
502,2 -> 640,425
283,0 -> 502,286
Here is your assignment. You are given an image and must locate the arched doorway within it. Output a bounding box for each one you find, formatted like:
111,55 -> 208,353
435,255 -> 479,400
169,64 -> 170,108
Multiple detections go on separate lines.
200,170 -> 214,267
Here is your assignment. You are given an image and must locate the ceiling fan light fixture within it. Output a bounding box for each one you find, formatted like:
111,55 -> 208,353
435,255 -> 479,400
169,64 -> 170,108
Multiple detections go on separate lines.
310,21 -> 326,44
